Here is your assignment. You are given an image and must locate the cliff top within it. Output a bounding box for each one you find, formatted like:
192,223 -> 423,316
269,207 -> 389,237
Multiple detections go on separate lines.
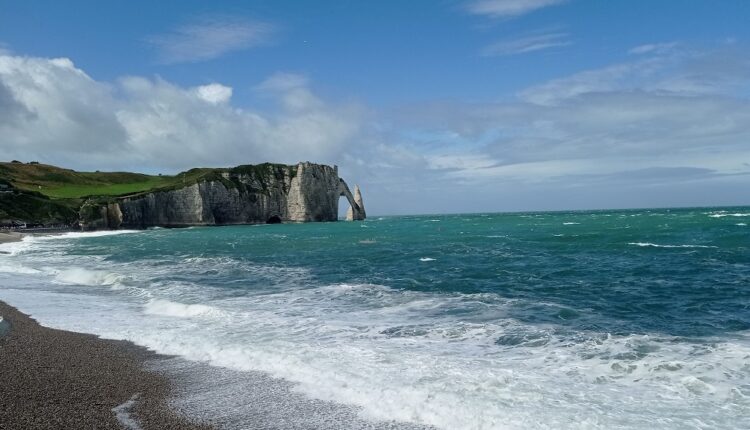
0,161 -> 309,200
0,161 -> 325,225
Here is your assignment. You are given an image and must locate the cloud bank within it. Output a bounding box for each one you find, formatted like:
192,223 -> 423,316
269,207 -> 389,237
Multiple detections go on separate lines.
0,55 -> 363,172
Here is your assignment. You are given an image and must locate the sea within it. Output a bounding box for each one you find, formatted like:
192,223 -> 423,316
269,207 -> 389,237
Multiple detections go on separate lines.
1,207 -> 749,429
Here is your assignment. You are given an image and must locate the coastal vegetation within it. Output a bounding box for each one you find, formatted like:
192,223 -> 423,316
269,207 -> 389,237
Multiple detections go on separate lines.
1,161 -> 176,199
0,161 -> 173,226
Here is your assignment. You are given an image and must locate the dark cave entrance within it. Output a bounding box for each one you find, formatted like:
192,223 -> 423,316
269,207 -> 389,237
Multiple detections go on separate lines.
266,215 -> 282,224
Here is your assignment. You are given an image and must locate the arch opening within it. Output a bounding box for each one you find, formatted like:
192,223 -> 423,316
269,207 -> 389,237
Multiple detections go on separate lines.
338,195 -> 353,220
266,215 -> 282,224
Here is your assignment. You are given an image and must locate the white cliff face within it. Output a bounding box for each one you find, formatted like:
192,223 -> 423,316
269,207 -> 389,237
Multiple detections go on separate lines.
286,162 -> 341,222
80,162 -> 365,229
286,164 -> 308,221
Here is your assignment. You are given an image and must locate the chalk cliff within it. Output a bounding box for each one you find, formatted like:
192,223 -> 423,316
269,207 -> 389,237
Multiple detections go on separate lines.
79,162 -> 365,230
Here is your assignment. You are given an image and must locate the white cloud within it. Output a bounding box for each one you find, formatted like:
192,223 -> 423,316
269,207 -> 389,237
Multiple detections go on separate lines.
194,83 -> 233,104
147,16 -> 275,64
256,72 -> 324,111
481,32 -> 571,56
0,54 -> 363,171
0,55 -> 127,163
427,153 -> 498,170
466,0 -> 566,18
519,61 -> 655,105
628,42 -> 678,55
520,46 -> 750,105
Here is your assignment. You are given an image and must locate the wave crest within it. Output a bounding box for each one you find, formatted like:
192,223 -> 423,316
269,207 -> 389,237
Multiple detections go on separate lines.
628,242 -> 717,249
143,299 -> 226,319
55,268 -> 127,286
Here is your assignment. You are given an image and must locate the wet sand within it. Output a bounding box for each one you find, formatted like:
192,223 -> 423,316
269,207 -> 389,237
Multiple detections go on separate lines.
0,301 -> 212,429
0,231 -> 23,245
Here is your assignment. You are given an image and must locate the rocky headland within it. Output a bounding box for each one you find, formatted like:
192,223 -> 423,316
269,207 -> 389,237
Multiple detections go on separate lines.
0,161 -> 365,231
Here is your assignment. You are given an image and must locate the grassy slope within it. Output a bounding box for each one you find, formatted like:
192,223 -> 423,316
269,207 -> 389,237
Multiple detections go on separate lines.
0,162 -> 182,224
0,162 -> 176,199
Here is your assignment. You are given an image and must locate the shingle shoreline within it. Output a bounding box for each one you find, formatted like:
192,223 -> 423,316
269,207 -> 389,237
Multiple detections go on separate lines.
0,301 -> 212,430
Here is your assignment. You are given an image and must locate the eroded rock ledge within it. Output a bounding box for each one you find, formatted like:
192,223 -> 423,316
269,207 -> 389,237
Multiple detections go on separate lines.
80,162 -> 365,230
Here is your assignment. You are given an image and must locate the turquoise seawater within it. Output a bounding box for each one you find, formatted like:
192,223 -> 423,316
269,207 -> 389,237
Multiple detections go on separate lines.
1,207 -> 749,429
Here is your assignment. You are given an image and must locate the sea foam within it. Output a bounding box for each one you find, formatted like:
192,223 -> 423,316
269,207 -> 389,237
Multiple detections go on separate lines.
143,299 -> 227,319
55,268 -> 126,287
628,242 -> 717,249
708,212 -> 750,218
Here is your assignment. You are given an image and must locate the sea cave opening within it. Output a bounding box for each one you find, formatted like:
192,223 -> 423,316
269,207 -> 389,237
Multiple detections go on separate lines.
266,215 -> 282,224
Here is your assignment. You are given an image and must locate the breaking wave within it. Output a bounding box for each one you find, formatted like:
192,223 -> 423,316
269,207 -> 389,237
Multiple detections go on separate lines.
55,268 -> 127,287
628,242 -> 717,249
143,299 -> 227,319
707,212 -> 750,218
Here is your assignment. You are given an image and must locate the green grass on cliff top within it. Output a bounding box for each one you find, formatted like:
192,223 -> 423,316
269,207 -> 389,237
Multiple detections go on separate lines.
0,162 -> 175,199
0,161 -> 298,200
39,177 -> 175,198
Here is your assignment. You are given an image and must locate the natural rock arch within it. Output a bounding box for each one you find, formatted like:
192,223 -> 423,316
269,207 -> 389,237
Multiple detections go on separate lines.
338,179 -> 366,221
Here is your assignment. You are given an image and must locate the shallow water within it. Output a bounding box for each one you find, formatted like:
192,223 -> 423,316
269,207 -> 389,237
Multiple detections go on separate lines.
1,207 -> 749,429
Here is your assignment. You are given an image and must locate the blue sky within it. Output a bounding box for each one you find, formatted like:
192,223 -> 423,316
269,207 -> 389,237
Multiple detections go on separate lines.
1,0 -> 749,214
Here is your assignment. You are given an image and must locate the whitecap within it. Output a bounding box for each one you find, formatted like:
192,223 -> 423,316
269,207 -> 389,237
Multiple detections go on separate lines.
0,235 -> 35,255
0,261 -> 40,274
33,230 -> 141,241
419,257 -> 436,262
143,299 -> 226,319
563,222 -> 580,225
708,213 -> 750,218
55,268 -> 126,287
628,242 -> 717,249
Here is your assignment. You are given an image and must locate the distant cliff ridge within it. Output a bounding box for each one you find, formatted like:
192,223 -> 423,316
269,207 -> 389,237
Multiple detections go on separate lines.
79,162 -> 366,229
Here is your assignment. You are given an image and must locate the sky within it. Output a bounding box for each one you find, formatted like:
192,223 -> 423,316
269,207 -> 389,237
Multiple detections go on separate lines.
1,0 -> 749,215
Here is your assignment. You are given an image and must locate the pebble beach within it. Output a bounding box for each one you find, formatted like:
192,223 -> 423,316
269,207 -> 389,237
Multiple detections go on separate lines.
0,301 -> 211,429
